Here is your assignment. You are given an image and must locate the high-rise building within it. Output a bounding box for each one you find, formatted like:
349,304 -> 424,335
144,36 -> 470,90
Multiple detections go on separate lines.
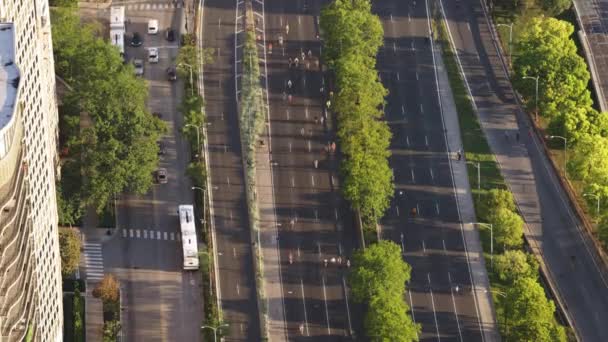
0,0 -> 62,340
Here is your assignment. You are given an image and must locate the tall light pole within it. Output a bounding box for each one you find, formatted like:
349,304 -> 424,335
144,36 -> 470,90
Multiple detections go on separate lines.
178,62 -> 194,96
202,323 -> 229,342
583,193 -> 601,216
496,23 -> 513,68
192,185 -> 219,224
547,135 -> 567,179
473,222 -> 494,268
523,75 -> 539,122
184,123 -> 200,156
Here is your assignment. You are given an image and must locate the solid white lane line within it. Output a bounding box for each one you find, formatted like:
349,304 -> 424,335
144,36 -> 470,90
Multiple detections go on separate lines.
407,289 -> 419,340
311,175 -> 315,187
428,273 -> 442,341
430,168 -> 434,180
420,103 -> 424,113
425,135 -> 429,147
300,279 -> 310,336
322,275 -> 332,335
397,72 -> 400,81
396,205 -> 400,217
411,169 -> 416,183
342,277 -> 354,335
435,200 -> 440,215
406,135 -> 410,147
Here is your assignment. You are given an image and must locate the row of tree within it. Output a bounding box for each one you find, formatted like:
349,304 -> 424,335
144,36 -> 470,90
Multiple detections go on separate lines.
349,241 -> 420,341
479,189 -> 566,341
513,16 -> 608,247
52,7 -> 165,224
496,0 -> 571,16
320,0 -> 393,232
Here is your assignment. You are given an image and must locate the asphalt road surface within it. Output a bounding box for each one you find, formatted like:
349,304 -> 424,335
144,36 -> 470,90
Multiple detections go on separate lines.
261,0 -> 364,340
103,1 -> 202,341
442,0 -> 608,340
373,0 -> 484,341
201,0 -> 261,340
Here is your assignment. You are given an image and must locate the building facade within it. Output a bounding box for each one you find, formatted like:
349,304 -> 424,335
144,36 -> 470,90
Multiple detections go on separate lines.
0,0 -> 62,340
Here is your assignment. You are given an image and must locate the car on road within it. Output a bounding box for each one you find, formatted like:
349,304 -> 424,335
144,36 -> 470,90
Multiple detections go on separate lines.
155,168 -> 168,184
130,32 -> 143,47
166,67 -> 177,81
166,28 -> 175,42
133,59 -> 144,76
148,47 -> 159,63
157,141 -> 166,155
148,19 -> 159,34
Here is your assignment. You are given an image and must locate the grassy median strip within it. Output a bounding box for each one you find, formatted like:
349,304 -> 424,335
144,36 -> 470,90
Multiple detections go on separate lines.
436,13 -> 569,341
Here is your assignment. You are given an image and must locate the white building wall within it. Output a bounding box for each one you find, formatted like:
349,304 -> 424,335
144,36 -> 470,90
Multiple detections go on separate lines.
0,0 -> 62,340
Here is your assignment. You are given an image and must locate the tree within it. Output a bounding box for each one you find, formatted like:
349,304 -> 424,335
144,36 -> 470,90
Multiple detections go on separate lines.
102,320 -> 121,342
320,0 -> 384,70
365,292 -> 419,342
350,241 -> 410,301
539,0 -> 572,16
490,207 -> 524,250
503,277 -> 567,342
349,241 -> 419,341
58,227 -> 81,277
494,250 -> 539,284
479,188 -> 515,220
93,274 -> 120,304
513,17 -> 592,128
49,0 -> 77,7
568,135 -> 608,197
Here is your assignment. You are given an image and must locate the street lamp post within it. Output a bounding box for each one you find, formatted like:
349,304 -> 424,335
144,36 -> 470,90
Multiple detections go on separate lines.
547,135 -> 567,179
496,23 -> 513,68
184,123 -> 201,156
583,193 -> 601,216
473,222 -> 494,268
523,75 -> 539,122
178,62 -> 194,96
201,323 -> 229,342
192,185 -> 219,224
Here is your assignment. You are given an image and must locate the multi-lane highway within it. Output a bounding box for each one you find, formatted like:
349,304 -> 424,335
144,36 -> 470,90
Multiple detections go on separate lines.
441,0 -> 608,340
260,0 -> 364,339
201,0 -> 261,340
371,0 -> 485,340
102,1 -> 202,340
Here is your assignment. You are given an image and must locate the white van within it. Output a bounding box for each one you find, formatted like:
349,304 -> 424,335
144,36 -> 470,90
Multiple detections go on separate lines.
147,19 -> 159,34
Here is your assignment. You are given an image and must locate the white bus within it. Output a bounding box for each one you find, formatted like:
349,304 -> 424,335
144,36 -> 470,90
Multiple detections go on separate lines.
178,205 -> 199,270
109,6 -> 125,56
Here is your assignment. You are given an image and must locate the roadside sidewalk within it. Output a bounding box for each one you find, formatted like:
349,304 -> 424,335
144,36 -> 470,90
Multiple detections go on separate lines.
256,135 -> 288,340
432,38 -> 500,341
81,209 -> 106,342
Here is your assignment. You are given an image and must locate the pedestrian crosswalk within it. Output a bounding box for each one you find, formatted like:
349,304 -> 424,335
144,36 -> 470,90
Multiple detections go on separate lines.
122,228 -> 181,241
83,243 -> 105,282
105,2 -> 183,11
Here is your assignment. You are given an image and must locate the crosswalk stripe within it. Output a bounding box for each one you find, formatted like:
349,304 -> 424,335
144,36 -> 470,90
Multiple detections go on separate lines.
136,229 -> 141,238
157,231 -> 161,240
170,232 -> 175,240
129,229 -> 134,238
144,230 -> 148,238
123,229 -> 127,237
163,232 -> 168,240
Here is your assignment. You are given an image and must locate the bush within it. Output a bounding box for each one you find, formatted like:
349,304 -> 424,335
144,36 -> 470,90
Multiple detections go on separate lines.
59,227 -> 81,277
73,284 -> 84,342
479,189 -> 515,220
93,274 -> 119,304
102,320 -> 121,342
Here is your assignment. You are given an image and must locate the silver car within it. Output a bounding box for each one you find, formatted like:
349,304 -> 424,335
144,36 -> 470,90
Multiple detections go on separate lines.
133,59 -> 144,76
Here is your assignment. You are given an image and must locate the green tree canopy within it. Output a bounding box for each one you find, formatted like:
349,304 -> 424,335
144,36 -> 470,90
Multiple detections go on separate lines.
514,17 -> 593,142
568,135 -> 608,198
503,277 -> 567,342
538,0 -> 572,16
494,250 -> 539,284
479,188 -> 515,220
52,8 -> 165,212
490,207 -> 524,250
349,241 -> 419,341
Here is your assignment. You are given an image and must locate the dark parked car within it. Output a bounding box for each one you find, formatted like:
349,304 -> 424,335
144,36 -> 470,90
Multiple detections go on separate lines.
166,67 -> 177,81
130,32 -> 143,47
166,28 -> 176,42
157,141 -> 166,155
